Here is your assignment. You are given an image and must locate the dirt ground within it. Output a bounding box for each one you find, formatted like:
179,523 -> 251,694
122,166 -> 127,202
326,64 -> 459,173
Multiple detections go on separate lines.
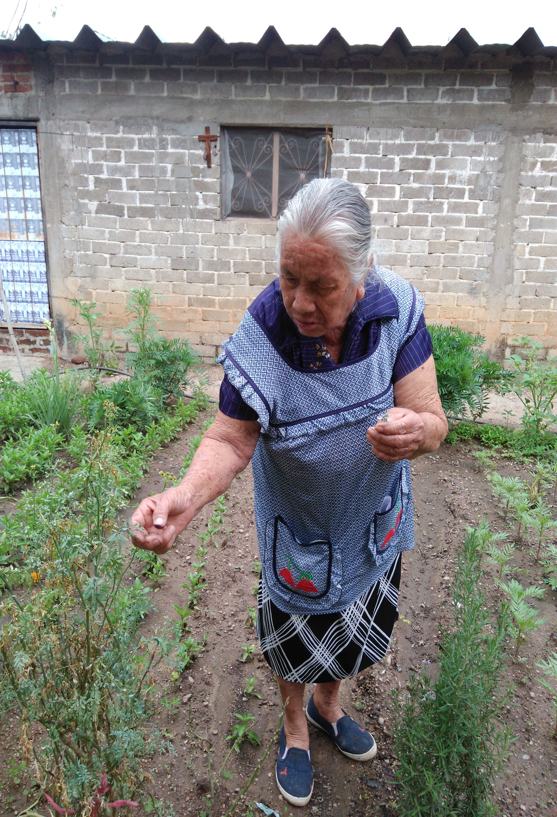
1,399 -> 556,816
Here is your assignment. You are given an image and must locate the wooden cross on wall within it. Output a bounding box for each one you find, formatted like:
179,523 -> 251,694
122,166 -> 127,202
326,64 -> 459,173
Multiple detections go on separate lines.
198,126 -> 218,168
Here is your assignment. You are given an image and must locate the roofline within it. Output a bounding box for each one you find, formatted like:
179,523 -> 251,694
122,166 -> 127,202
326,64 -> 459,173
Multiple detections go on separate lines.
0,24 -> 555,67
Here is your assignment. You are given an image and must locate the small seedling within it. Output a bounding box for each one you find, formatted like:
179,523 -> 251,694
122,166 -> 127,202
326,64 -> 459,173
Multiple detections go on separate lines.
245,605 -> 257,628
161,696 -> 180,713
170,635 -> 205,681
497,578 -> 545,659
181,568 -> 207,608
540,543 -> 557,591
468,516 -> 508,559
243,677 -> 261,699
227,713 -> 261,752
502,408 -> 515,429
242,643 -> 256,662
173,602 -> 194,631
472,449 -> 497,473
524,499 -> 557,562
136,550 -> 167,583
488,473 -> 527,522
485,541 -> 517,580
510,494 -> 532,542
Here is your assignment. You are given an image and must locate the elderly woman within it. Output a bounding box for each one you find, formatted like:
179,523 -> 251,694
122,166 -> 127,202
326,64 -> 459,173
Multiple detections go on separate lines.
131,178 -> 447,807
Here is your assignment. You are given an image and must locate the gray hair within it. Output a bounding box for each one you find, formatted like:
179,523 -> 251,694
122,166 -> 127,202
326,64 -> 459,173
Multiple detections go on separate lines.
276,178 -> 373,284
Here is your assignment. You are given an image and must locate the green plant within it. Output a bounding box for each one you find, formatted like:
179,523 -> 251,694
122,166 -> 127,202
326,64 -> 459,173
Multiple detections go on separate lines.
0,459 -> 172,809
181,564 -> 207,608
508,337 -> 557,436
169,634 -> 205,681
22,368 -> 81,439
540,543 -> 557,591
0,425 -> 63,492
485,541 -> 517,580
472,448 -> 498,472
245,605 -> 257,628
243,677 -> 261,699
0,374 -> 32,441
70,298 -> 118,370
85,378 -> 164,432
136,549 -> 168,583
172,602 -> 194,631
22,321 -> 83,439
536,652 -> 557,738
524,499 -> 557,562
429,325 -> 510,420
180,420 -> 213,476
125,286 -> 159,351
497,579 -> 545,659
226,713 -> 261,753
129,337 -> 200,401
467,516 -> 508,557
488,473 -> 527,522
205,494 -> 228,547
0,382 -> 208,813
241,644 -> 256,662
392,526 -> 512,817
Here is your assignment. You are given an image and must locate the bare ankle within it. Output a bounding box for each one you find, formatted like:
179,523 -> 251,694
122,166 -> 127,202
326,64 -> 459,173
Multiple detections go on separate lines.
313,691 -> 344,723
284,718 -> 310,751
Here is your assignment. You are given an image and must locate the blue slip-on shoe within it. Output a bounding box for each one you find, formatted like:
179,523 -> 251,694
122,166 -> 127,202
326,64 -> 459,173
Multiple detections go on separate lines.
275,725 -> 314,807
306,694 -> 377,761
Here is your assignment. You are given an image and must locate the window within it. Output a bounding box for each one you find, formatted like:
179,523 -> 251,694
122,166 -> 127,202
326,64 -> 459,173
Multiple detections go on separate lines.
0,127 -> 49,325
221,127 -> 331,219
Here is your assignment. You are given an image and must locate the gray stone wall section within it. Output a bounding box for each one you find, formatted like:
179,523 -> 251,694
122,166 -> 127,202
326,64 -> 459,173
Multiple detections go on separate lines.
1,48 -> 556,360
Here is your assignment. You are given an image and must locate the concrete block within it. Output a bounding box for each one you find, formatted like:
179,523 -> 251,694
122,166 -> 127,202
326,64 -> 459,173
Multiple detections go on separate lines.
370,87 -> 405,102
407,88 -> 439,102
234,84 -> 268,98
269,84 -> 301,99
233,260 -> 264,274
202,284 -> 232,297
200,84 -> 233,98
302,86 -> 336,100
190,296 -> 217,309
458,72 -> 495,87
353,72 -> 387,86
216,272 -> 249,286
338,87 -> 370,101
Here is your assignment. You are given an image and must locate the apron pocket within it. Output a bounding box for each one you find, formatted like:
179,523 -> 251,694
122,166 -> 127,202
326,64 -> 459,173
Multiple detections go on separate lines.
371,469 -> 404,567
271,516 -> 332,599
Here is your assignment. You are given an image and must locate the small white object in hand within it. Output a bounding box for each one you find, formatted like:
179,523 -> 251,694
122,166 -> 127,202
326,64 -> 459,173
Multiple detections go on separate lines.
380,411 -> 389,422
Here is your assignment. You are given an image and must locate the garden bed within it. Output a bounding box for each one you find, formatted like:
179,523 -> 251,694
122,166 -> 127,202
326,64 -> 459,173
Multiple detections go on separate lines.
3,421 -> 554,817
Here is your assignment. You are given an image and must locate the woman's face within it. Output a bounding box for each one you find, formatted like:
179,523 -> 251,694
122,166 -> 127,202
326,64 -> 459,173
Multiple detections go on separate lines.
279,234 -> 366,338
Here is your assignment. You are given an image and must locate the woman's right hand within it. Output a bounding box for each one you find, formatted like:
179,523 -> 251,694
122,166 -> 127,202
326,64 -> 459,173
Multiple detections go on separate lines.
130,486 -> 195,555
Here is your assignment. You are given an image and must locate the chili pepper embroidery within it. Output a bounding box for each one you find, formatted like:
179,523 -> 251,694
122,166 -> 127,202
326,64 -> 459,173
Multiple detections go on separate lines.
279,555 -> 319,593
381,499 -> 402,550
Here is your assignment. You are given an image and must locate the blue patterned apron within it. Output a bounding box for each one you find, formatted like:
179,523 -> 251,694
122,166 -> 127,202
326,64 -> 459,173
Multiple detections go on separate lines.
218,269 -> 423,615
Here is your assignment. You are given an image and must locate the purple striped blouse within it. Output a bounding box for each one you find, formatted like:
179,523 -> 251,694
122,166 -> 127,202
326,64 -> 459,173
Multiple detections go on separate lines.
219,276 -> 433,421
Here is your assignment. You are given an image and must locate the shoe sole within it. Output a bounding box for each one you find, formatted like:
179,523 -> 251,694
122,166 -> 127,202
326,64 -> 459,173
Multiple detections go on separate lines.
275,768 -> 314,807
306,709 -> 378,762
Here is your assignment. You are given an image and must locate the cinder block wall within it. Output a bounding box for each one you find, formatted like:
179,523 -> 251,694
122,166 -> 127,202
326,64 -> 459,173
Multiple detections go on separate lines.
1,45 -> 556,360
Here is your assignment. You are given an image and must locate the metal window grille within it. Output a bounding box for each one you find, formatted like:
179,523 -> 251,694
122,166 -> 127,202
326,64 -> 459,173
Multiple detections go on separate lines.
222,127 -> 330,219
0,127 -> 49,325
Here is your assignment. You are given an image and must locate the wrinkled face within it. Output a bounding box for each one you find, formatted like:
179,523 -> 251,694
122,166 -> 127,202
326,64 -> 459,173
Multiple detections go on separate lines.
279,234 -> 366,338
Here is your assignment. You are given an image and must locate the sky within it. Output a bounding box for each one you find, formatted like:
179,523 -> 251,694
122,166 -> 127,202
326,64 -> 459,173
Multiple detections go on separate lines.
1,0 -> 556,46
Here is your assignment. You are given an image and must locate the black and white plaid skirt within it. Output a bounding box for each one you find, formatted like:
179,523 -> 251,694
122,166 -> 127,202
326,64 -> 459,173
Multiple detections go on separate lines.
256,554 -> 401,684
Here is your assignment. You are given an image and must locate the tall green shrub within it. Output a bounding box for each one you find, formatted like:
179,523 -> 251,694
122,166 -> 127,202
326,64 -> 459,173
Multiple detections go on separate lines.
392,527 -> 512,817
430,326 -> 509,419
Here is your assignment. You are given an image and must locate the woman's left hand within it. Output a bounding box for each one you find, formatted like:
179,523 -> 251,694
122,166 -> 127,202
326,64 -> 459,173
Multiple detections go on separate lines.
366,407 -> 425,462
366,356 -> 449,462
